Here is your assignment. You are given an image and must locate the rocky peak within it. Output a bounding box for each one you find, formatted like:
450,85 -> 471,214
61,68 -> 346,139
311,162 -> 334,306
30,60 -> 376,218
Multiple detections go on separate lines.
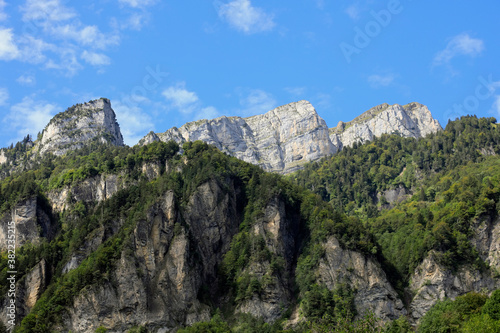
145,100 -> 336,174
329,103 -> 442,149
35,98 -> 124,156
142,100 -> 441,174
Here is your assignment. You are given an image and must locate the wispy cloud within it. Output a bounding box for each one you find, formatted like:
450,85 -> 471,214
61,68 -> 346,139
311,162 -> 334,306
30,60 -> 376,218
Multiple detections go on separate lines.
0,0 -> 7,21
0,0 -> 140,75
81,50 -> 111,66
0,87 -> 8,106
195,106 -> 219,121
162,83 -> 199,113
112,100 -> 154,145
284,87 -> 307,98
368,73 -> 396,88
345,4 -> 361,20
118,0 -> 157,8
433,33 -> 484,66
16,75 -> 36,86
0,28 -> 20,60
238,89 -> 276,116
21,0 -> 76,22
217,0 -> 275,34
162,82 -> 219,120
5,97 -> 58,142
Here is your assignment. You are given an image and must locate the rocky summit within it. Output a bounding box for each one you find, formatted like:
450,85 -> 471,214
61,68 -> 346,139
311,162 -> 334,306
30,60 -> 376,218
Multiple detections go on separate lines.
142,100 -> 442,174
330,102 -> 443,150
35,98 -> 124,157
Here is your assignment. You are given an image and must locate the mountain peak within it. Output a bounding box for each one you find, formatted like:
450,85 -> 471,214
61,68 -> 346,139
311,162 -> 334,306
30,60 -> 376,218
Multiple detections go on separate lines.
329,102 -> 442,149
36,98 -> 124,156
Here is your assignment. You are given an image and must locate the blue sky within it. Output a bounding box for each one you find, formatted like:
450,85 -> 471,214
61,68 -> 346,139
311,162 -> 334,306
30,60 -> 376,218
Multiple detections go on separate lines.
0,0 -> 499,146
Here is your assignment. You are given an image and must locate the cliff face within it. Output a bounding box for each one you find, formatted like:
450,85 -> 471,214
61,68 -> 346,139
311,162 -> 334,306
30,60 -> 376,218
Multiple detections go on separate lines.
60,178 -> 404,332
0,197 -> 54,251
330,103 -> 442,150
144,100 -> 336,174
35,98 -> 124,156
408,216 -> 500,323
142,101 -> 441,174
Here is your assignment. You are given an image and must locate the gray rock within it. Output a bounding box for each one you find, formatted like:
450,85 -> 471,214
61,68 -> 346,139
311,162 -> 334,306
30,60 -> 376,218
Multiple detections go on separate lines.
35,98 -> 124,156
317,237 -> 406,321
330,103 -> 442,149
144,100 -> 337,174
0,197 -> 53,251
143,101 -> 441,174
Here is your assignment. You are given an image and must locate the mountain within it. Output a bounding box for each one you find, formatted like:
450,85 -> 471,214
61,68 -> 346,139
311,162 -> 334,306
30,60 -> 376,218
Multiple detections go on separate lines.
35,98 -> 124,156
329,102 -> 442,150
0,141 -> 405,332
2,98 -> 499,332
140,101 -> 441,174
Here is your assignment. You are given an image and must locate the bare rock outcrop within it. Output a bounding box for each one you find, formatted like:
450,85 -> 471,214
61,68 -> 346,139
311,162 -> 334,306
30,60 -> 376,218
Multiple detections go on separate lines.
330,103 -> 442,150
35,98 -> 124,156
0,197 -> 53,251
317,237 -> 406,321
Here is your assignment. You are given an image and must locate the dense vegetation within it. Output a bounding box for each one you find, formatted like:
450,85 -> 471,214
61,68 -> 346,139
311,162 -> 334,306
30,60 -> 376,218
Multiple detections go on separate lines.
291,116 -> 500,216
1,115 -> 500,332
418,290 -> 500,333
291,116 -> 500,286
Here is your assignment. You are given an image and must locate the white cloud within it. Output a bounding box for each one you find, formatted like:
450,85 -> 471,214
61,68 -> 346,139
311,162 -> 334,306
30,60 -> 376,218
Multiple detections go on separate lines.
345,4 -> 361,20
284,87 -> 307,97
16,75 -> 36,86
218,0 -> 275,34
434,33 -> 484,66
47,24 -> 120,49
162,83 -> 199,113
0,87 -> 8,105
194,106 -> 219,121
119,0 -> 157,8
112,100 -> 154,145
238,89 -> 276,116
6,97 -> 58,141
81,50 -> 111,66
21,0 -> 76,22
0,0 -> 7,21
0,28 -> 20,60
18,35 -> 52,64
368,73 -> 396,88
45,48 -> 83,76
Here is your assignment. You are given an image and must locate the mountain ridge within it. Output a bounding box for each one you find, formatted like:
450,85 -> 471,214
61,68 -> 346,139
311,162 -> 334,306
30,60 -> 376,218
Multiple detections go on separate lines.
140,99 -> 442,174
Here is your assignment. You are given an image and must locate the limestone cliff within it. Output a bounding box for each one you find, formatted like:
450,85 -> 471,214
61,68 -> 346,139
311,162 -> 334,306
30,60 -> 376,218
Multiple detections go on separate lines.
35,98 -> 124,156
142,101 -> 441,174
408,215 -> 500,323
142,100 -> 336,174
0,197 -> 54,251
330,103 -> 442,150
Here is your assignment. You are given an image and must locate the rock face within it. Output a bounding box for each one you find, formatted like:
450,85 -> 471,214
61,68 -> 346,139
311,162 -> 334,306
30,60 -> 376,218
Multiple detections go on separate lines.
58,176 -> 405,332
329,103 -> 442,150
0,150 -> 6,165
317,237 -> 406,321
408,215 -> 500,323
408,252 -> 498,322
142,101 -> 441,174
144,100 -> 336,174
36,98 -> 124,156
0,197 -> 54,251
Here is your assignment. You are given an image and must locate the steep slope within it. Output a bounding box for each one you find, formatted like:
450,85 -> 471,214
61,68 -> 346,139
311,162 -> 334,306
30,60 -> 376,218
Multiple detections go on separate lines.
292,115 -> 500,325
142,101 -> 441,174
35,98 -> 124,156
142,100 -> 336,174
329,102 -> 442,150
0,141 -> 405,332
